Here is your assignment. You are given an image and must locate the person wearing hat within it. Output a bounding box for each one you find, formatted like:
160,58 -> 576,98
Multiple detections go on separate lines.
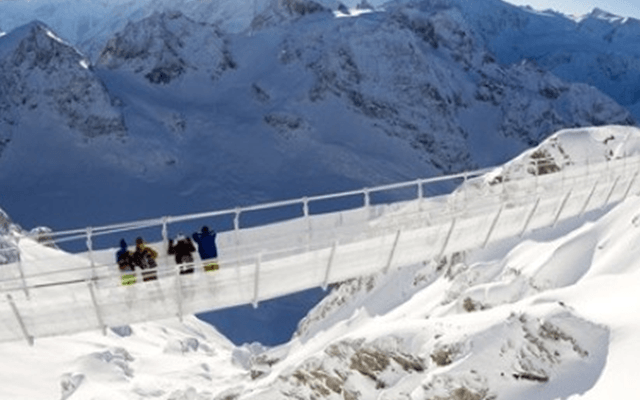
132,237 -> 158,281
192,226 -> 219,272
116,239 -> 136,286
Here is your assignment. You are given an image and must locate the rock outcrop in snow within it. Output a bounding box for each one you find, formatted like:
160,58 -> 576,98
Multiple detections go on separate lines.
98,11 -> 236,84
447,0 -> 640,121
0,21 -> 126,152
472,125 -> 640,186
272,3 -> 634,171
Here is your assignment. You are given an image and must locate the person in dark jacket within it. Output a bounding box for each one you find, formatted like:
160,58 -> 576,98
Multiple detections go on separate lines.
116,239 -> 136,285
192,226 -> 219,272
116,239 -> 133,272
132,237 -> 158,281
168,234 -> 196,275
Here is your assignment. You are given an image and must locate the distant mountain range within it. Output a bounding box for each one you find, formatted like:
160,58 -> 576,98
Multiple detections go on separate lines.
0,0 -> 637,229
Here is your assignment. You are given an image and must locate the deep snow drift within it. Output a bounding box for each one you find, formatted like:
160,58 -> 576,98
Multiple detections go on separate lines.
1,125 -> 640,399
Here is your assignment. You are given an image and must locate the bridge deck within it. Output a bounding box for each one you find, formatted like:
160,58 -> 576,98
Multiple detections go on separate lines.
1,155 -> 639,344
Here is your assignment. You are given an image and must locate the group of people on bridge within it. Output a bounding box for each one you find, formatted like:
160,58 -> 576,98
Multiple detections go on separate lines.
116,226 -> 218,285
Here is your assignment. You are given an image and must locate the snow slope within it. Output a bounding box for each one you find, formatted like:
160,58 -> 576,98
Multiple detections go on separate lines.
2,125 -> 640,399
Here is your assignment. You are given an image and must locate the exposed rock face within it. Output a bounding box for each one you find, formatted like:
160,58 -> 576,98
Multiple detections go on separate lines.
98,11 -> 236,84
89,1 -> 634,176
447,0 -> 640,121
273,3 -> 634,171
242,306 -> 605,400
0,21 -> 126,151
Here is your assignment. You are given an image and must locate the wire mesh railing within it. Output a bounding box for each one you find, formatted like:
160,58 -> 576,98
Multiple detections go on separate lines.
1,154 -> 640,344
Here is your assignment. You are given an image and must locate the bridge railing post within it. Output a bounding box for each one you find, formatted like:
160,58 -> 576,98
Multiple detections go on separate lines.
7,294 -> 33,346
322,241 -> 337,291
15,237 -> 29,299
87,280 -> 106,335
175,262 -> 184,322
438,217 -> 456,259
303,197 -> 311,248
234,208 -> 241,246
162,216 -> 170,273
86,227 -> 96,280
363,188 -> 370,211
253,252 -> 261,309
482,204 -> 503,248
384,230 -> 401,274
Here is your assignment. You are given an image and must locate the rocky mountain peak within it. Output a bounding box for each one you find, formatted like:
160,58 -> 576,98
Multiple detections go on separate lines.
0,21 -> 126,153
0,20 -> 89,71
98,11 -> 236,84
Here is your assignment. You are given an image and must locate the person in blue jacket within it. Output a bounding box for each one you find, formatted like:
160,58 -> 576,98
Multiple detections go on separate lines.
116,239 -> 136,285
116,239 -> 133,272
192,226 -> 219,271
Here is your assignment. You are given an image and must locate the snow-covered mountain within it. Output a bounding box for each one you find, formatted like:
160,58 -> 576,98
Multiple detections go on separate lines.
0,21 -> 126,153
2,125 -> 640,399
2,0 -> 640,125
98,11 -> 236,85
91,3 -> 635,175
444,0 -> 640,120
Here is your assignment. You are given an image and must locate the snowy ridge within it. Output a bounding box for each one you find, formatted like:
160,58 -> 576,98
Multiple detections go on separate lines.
447,0 -> 640,120
0,21 -> 127,152
98,11 -> 236,85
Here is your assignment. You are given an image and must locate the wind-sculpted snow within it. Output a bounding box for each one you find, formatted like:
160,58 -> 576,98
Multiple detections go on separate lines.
0,21 -> 126,148
98,11 -> 236,84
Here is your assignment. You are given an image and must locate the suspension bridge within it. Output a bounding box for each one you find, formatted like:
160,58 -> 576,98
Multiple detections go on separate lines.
1,154 -> 638,345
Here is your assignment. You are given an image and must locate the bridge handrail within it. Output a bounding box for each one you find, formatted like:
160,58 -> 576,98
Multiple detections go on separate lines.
2,153 -> 640,344
6,154 -> 639,256
4,154 -> 639,289
36,167 -> 498,243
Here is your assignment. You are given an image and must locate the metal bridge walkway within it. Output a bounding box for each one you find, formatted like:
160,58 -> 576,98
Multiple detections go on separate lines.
1,155 -> 639,345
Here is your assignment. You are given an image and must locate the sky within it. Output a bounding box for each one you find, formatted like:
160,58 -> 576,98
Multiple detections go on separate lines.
504,0 -> 640,19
